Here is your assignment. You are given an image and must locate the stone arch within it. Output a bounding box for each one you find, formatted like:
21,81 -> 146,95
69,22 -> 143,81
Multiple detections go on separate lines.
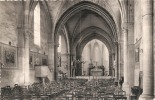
72,27 -> 116,76
55,1 -> 120,37
74,34 -> 113,76
54,1 -> 118,78
77,34 -> 113,59
72,26 -> 115,57
54,1 -> 118,44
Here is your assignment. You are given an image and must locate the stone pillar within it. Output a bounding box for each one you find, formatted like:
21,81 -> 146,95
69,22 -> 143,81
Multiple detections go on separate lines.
24,29 -> 30,85
114,43 -> 118,80
116,43 -> 119,80
139,0 -> 154,99
112,53 -> 115,78
71,54 -> 75,77
120,39 -> 124,79
118,43 -> 121,80
48,42 -> 55,81
73,55 -> 77,77
109,53 -> 112,76
54,43 -> 59,80
17,27 -> 25,84
122,27 -> 130,98
66,53 -> 70,77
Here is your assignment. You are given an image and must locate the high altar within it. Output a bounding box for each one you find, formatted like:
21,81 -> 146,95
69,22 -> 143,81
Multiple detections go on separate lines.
90,66 -> 103,76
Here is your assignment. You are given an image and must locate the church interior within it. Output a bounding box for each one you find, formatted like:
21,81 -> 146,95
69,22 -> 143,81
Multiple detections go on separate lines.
0,0 -> 155,100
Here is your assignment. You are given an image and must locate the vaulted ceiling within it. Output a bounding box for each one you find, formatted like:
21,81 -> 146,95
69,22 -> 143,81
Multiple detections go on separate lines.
44,0 -> 125,55
44,0 -> 126,52
47,0 -> 122,33
65,9 -> 112,37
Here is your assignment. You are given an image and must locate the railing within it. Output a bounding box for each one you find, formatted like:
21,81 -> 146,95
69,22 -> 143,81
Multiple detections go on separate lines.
75,76 -> 114,81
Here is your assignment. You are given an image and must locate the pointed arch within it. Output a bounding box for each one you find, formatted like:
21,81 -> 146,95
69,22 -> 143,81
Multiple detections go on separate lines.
54,1 -> 118,45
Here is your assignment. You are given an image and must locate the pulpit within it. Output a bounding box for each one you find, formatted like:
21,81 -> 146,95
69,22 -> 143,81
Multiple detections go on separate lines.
35,66 -> 52,82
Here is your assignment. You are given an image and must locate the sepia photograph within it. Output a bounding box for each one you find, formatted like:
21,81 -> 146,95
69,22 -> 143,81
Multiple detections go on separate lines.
0,0 -> 154,100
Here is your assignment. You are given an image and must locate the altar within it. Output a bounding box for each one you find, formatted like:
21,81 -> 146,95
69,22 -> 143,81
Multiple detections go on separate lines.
90,67 -> 103,76
88,61 -> 105,76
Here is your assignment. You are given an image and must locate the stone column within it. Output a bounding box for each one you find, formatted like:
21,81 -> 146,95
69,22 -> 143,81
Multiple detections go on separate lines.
112,53 -> 116,78
24,29 -> 30,85
116,43 -> 119,80
17,27 -> 25,84
54,43 -> 59,80
48,42 -> 55,81
118,43 -> 121,80
139,0 -> 154,99
73,55 -> 77,77
66,53 -> 70,77
109,53 -> 112,76
70,54 -> 73,77
114,43 -> 118,80
122,27 -> 130,97
120,39 -> 124,79
71,54 -> 75,77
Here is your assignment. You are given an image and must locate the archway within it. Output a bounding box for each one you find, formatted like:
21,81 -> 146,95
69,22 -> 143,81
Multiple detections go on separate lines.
54,1 -> 118,79
81,39 -> 109,76
57,32 -> 70,79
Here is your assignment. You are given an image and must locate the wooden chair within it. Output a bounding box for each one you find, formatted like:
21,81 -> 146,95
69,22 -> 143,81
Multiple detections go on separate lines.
1,86 -> 12,100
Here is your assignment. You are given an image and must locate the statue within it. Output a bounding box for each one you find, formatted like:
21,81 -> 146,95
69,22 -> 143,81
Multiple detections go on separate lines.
119,76 -> 124,88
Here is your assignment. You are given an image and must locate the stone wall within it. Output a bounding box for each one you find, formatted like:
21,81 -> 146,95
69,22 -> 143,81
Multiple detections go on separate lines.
0,2 -> 19,47
0,2 -> 51,87
0,2 -> 21,87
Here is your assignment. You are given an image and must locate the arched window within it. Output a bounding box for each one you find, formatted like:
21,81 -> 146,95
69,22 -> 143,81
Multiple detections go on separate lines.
34,3 -> 40,46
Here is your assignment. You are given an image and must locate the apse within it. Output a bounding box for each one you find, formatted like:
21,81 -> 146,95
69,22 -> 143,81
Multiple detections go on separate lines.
81,39 -> 109,76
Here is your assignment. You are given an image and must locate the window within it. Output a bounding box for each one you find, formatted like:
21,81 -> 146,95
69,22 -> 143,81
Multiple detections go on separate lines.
34,3 -> 40,46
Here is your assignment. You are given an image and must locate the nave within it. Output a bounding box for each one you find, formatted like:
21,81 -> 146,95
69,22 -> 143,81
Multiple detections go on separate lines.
0,0 -> 155,100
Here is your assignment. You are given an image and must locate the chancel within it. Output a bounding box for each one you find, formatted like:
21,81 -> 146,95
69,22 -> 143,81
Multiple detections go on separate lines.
0,0 -> 155,100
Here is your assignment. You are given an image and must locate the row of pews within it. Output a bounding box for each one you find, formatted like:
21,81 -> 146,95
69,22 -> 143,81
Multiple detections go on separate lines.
58,79 -> 127,100
0,78 -> 127,100
0,79 -> 88,100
